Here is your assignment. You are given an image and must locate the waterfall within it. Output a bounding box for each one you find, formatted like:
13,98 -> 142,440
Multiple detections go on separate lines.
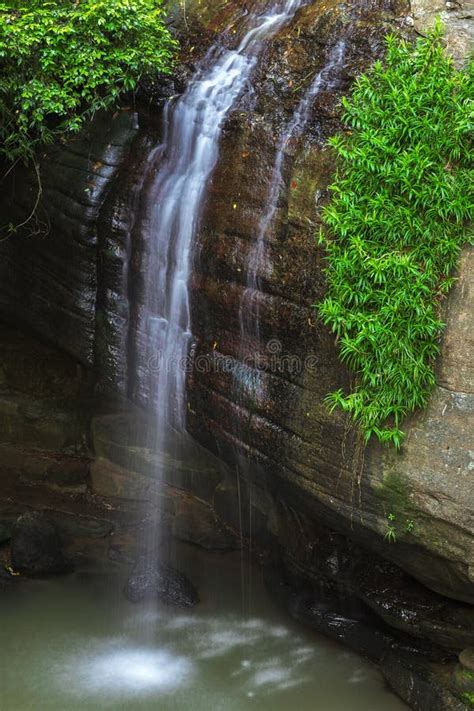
138,2 -> 305,462
234,39 -> 346,414
239,39 -> 347,345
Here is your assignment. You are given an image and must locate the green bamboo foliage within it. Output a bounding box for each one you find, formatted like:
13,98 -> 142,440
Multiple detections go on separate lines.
317,22 -> 473,448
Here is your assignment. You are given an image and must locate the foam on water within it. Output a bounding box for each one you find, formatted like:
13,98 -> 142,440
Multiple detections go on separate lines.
0,555 -> 409,710
56,644 -> 193,700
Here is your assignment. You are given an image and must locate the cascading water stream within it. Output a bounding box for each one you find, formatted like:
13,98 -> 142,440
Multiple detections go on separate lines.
238,39 -> 347,353
135,1 -> 307,578
230,39 -> 347,617
142,0 -> 304,436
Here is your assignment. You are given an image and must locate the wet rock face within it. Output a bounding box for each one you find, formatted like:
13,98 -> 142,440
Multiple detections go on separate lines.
185,0 -> 474,607
264,496 -> 474,654
125,556 -> 199,607
0,0 -> 471,656
173,496 -> 239,551
266,556 -> 472,710
0,324 -> 92,498
0,111 -> 139,372
11,511 -> 71,575
381,652 -> 470,711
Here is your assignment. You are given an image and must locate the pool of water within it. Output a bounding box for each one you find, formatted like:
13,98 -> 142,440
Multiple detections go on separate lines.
0,546 -> 408,710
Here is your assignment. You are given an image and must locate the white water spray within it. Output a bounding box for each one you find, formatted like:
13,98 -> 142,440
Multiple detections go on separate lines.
239,40 -> 348,346
141,0 -> 305,437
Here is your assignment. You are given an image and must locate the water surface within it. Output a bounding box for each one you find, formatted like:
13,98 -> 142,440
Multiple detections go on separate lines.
0,547 -> 408,710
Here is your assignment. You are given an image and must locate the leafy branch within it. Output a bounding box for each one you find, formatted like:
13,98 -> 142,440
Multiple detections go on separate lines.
0,0 -> 177,165
317,21 -> 473,447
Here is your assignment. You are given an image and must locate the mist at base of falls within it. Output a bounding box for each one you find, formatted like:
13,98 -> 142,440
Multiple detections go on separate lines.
0,546 -> 408,711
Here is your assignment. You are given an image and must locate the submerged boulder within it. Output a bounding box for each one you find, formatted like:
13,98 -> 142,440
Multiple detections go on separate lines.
11,511 -> 71,575
125,556 -> 199,607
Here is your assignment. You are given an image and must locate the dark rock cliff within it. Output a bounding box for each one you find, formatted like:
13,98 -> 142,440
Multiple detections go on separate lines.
0,111 -> 139,366
0,2 -> 472,707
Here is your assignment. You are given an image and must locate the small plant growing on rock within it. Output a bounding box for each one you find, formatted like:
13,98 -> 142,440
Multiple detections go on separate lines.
384,513 -> 397,543
405,519 -> 415,534
317,21 -> 473,447
383,512 -> 416,543
462,691 -> 474,708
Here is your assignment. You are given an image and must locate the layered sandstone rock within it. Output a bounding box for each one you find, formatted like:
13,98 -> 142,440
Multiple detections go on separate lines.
0,0 -> 471,670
